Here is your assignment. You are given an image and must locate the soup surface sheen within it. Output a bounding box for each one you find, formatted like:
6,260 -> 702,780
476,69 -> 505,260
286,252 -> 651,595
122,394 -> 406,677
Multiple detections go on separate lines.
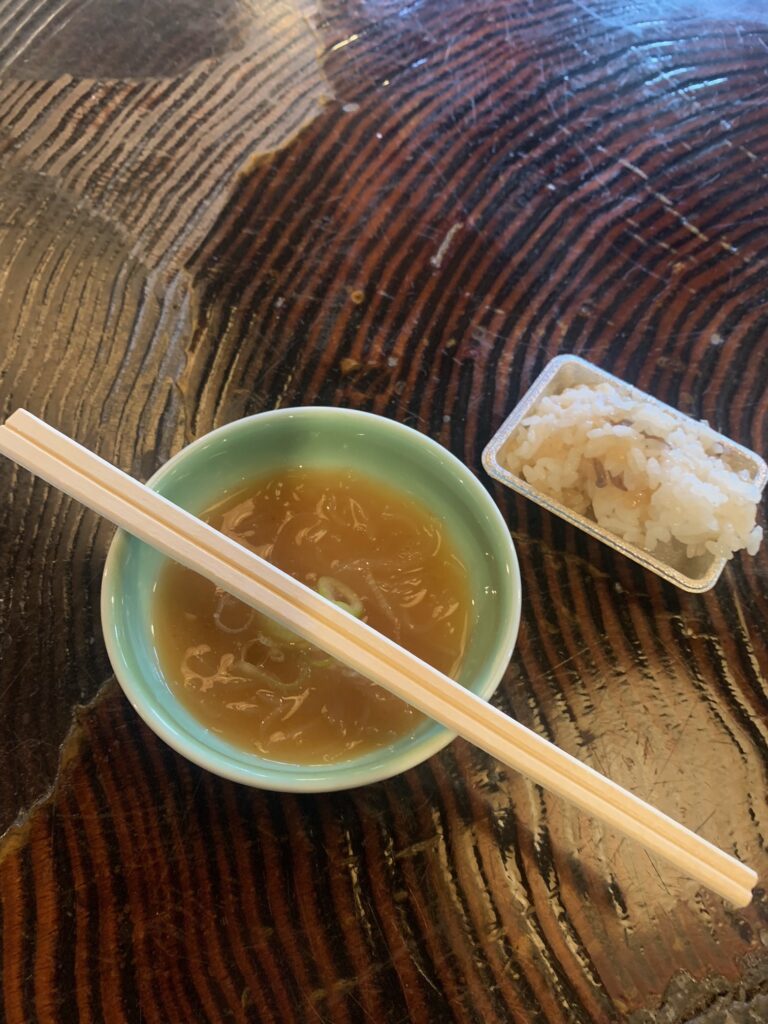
153,467 -> 472,763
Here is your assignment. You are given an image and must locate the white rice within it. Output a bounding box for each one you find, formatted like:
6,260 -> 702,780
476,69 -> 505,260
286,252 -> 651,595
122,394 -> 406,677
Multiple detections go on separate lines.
502,382 -> 763,561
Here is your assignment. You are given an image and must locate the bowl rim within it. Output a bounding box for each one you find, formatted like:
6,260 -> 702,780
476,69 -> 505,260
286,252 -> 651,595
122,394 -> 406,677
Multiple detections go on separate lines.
101,406 -> 521,791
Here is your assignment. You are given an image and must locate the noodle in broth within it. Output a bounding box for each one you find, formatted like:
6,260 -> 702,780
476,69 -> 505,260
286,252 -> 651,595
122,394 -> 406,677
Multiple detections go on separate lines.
152,467 -> 472,763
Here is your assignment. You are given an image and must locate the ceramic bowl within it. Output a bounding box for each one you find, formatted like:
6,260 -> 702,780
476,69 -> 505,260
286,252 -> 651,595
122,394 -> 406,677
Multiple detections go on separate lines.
102,407 -> 521,791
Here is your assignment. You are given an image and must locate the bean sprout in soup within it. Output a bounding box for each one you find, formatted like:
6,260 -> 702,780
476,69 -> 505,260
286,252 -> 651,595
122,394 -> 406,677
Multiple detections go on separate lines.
152,468 -> 472,763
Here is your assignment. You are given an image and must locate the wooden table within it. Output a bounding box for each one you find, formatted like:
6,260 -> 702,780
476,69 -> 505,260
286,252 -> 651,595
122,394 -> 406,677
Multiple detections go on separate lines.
1,0 -> 766,1020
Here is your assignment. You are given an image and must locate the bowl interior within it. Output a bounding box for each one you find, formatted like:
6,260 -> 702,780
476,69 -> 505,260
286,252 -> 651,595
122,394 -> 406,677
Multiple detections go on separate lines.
102,408 -> 521,791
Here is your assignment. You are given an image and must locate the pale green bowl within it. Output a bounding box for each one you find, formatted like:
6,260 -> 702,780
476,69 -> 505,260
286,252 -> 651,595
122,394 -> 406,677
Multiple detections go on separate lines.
101,407 -> 521,792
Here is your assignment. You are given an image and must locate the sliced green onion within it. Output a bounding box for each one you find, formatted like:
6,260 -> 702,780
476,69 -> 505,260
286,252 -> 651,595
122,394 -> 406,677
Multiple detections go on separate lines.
317,576 -> 364,617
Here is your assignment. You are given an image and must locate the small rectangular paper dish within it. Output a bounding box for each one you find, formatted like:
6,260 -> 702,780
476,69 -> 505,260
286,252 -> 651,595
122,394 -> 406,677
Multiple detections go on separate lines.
482,354 -> 767,592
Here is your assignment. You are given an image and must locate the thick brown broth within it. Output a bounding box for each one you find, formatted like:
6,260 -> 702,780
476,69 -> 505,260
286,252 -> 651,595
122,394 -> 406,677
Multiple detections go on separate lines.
152,467 -> 472,763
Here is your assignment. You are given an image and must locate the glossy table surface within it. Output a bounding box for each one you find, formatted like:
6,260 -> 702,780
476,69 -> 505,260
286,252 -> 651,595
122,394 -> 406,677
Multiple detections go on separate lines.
0,0 -> 767,1020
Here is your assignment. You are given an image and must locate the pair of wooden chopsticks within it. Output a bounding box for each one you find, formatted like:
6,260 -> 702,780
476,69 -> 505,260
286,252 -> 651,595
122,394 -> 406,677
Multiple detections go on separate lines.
0,409 -> 757,907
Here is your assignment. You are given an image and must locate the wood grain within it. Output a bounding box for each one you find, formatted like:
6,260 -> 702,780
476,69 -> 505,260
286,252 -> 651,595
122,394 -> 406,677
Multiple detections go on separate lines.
1,0 -> 767,1020
0,0 -> 329,827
